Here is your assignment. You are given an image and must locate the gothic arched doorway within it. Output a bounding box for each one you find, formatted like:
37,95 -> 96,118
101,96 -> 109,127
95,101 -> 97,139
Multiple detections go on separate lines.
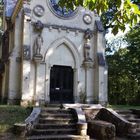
50,65 -> 74,103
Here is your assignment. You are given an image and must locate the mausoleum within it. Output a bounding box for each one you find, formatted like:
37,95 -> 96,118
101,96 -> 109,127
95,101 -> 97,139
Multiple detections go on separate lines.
0,0 -> 108,106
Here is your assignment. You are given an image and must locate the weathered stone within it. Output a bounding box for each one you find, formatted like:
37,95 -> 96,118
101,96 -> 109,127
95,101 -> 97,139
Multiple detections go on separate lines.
95,108 -> 137,136
1,0 -> 107,106
77,123 -> 88,136
13,123 -> 26,136
26,106 -> 90,140
88,120 -> 115,140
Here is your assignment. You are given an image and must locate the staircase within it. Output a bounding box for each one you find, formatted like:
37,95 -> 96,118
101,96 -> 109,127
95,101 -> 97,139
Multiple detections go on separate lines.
116,109 -> 140,139
26,105 -> 89,140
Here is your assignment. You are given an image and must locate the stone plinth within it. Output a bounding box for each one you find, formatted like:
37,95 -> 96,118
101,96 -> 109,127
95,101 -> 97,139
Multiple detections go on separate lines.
13,123 -> 26,136
82,61 -> 93,69
77,123 -> 88,136
88,120 -> 116,140
33,54 -> 43,62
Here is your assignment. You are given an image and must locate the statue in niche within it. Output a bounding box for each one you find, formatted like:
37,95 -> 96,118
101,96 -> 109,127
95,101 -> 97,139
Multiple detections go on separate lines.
84,40 -> 92,61
33,34 -> 43,56
84,29 -> 93,61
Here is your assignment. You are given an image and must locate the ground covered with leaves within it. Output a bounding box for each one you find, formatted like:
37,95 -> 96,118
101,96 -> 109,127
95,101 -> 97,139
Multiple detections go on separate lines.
0,105 -> 31,139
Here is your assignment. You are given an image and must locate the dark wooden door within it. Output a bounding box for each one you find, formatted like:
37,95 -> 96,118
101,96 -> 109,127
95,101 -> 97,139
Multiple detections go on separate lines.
50,65 -> 74,103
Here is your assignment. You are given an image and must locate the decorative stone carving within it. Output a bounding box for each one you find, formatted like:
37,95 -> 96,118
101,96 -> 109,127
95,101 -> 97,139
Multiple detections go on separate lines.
84,28 -> 93,40
83,29 -> 93,62
33,34 -> 43,55
84,39 -> 92,61
82,29 -> 94,68
49,0 -> 78,19
83,14 -> 92,25
23,45 -> 30,60
33,34 -> 43,61
33,20 -> 44,32
33,5 -> 45,17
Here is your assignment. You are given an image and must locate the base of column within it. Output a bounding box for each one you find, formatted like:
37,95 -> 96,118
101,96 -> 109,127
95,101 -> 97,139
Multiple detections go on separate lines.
20,99 -> 46,107
86,96 -> 94,104
99,101 -> 108,107
8,99 -> 21,105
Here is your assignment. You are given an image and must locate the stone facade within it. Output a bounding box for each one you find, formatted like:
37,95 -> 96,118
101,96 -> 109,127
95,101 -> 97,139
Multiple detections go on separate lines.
1,0 -> 108,106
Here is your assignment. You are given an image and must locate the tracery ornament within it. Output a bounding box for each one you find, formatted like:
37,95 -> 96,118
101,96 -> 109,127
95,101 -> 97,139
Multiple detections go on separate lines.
49,0 -> 78,19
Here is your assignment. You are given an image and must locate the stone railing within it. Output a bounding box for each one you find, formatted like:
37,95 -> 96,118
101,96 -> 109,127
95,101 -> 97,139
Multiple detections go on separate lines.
13,107 -> 41,137
95,108 -> 137,136
25,107 -> 41,135
63,104 -> 88,136
74,108 -> 88,136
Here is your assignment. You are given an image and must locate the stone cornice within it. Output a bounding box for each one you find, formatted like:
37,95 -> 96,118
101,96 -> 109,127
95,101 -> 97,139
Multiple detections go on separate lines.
32,21 -> 96,34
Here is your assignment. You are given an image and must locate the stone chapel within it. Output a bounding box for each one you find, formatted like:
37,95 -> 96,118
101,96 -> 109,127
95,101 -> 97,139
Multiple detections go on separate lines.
0,0 -> 108,106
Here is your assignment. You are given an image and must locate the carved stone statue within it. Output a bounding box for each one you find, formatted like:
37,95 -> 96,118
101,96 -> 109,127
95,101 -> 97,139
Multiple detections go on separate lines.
84,40 -> 91,61
84,28 -> 93,40
33,34 -> 43,55
84,29 -> 93,61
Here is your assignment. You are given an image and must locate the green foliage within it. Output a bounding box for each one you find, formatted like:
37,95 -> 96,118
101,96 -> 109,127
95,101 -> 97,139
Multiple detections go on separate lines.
59,0 -> 140,34
108,104 -> 140,110
0,105 -> 30,133
107,25 -> 140,105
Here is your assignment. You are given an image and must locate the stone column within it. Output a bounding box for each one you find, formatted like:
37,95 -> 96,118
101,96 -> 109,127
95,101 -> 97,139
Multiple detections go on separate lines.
85,67 -> 94,103
8,13 -> 23,104
21,15 -> 33,106
21,61 -> 32,105
83,29 -> 94,103
35,62 -> 46,105
95,31 -> 108,105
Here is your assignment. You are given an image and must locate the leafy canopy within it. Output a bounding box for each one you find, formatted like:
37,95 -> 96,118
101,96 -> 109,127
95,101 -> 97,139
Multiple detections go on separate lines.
106,25 -> 140,105
59,0 -> 140,34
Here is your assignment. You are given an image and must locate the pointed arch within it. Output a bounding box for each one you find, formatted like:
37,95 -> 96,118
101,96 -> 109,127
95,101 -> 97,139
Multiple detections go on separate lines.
44,37 -> 81,68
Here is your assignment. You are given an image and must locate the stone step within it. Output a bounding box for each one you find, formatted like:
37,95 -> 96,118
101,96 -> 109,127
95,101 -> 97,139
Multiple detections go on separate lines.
41,108 -> 72,114
31,128 -> 77,135
39,113 -> 74,119
116,110 -> 132,114
127,133 -> 140,140
130,109 -> 140,116
38,118 -> 76,124
120,114 -> 138,119
128,118 -> 140,123
26,107 -> 89,140
27,135 -> 90,140
35,123 -> 76,129
45,104 -> 63,108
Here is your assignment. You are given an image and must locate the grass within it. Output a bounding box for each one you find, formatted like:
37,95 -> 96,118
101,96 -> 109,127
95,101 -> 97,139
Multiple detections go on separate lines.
107,104 -> 140,110
0,105 -> 31,133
